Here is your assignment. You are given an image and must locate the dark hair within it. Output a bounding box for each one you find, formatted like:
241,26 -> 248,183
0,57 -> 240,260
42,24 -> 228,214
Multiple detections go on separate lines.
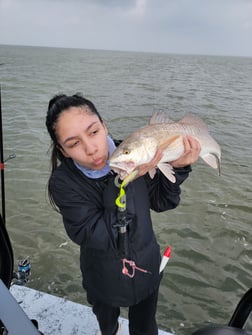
46,93 -> 103,209
46,93 -> 102,171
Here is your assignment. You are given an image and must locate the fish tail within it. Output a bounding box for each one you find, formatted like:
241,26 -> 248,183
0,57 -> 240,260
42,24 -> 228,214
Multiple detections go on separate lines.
201,153 -> 221,174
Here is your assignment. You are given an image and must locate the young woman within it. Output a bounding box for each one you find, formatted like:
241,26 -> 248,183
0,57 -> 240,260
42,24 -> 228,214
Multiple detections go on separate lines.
46,93 -> 200,335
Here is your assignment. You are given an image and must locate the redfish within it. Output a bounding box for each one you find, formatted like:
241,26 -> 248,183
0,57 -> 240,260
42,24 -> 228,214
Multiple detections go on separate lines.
109,112 -> 221,183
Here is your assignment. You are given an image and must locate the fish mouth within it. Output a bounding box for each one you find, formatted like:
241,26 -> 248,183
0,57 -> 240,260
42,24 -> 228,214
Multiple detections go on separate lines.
109,162 -> 134,179
109,165 -> 126,173
109,161 -> 129,171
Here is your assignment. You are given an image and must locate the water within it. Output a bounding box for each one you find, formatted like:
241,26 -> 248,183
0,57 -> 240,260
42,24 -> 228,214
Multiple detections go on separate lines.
0,44 -> 252,334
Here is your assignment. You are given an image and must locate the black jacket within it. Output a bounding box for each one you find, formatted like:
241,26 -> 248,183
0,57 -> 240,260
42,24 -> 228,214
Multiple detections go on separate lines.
49,158 -> 191,306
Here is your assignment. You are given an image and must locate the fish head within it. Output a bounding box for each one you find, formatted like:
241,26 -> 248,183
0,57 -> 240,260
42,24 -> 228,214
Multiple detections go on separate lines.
109,134 -> 158,180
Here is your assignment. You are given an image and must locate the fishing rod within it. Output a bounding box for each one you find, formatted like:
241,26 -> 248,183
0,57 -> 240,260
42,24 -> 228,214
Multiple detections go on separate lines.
0,85 -> 31,288
114,173 -> 152,277
0,84 -> 6,224
0,86 -> 16,225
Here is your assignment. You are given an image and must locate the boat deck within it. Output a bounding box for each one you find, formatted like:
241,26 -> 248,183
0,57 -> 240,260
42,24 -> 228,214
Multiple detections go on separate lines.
10,285 -> 172,335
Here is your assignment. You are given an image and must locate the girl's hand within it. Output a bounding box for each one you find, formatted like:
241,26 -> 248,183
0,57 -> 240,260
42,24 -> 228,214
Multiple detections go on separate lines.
171,136 -> 201,168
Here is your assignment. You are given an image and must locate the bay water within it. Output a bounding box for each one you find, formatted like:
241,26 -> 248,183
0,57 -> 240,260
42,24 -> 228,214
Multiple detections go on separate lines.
0,44 -> 251,335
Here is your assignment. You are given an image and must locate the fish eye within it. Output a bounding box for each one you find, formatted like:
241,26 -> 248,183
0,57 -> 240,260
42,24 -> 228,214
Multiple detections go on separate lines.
123,148 -> 130,155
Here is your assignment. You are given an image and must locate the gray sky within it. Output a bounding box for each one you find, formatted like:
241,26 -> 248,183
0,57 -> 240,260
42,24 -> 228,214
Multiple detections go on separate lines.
0,0 -> 252,57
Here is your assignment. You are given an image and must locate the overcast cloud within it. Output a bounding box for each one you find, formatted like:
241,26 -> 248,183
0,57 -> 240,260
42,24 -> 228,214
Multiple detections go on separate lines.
0,0 -> 252,56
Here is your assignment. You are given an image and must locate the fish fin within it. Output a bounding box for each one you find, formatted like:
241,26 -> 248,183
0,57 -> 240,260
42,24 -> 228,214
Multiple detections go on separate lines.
159,134 -> 181,151
148,168 -> 157,179
179,114 -> 208,131
157,162 -> 176,183
149,111 -> 174,125
201,153 -> 221,175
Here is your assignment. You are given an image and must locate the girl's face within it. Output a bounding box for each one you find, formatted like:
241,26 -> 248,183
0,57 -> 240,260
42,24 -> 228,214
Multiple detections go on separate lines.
55,106 -> 109,170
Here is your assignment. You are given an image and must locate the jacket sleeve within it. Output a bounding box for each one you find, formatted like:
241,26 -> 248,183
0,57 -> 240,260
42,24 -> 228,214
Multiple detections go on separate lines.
49,173 -> 118,248
144,165 -> 192,212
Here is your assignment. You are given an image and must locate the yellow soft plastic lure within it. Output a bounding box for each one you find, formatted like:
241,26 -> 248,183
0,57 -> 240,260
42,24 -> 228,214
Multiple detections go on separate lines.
115,170 -> 139,209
